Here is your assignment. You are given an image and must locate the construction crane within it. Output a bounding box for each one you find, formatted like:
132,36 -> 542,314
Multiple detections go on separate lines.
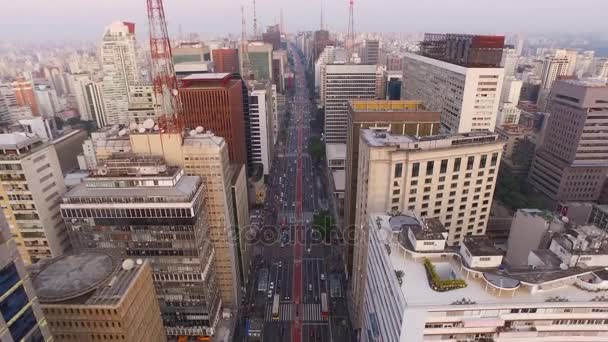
146,0 -> 181,132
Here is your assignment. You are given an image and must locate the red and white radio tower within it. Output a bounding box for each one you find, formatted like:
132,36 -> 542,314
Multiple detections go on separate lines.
146,0 -> 181,132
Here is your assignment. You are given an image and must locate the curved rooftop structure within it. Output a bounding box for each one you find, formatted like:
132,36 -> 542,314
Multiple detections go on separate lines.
33,252 -> 115,302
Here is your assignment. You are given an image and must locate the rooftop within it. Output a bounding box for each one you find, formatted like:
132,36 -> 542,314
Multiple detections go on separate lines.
360,129 -> 501,150
349,100 -> 427,112
181,72 -> 231,81
326,143 -> 346,160
0,132 -> 41,150
463,236 -> 504,256
32,251 -> 145,306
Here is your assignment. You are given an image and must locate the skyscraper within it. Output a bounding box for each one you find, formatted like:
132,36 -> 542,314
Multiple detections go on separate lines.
536,54 -> 570,111
529,79 -> 608,204
34,84 -> 60,117
69,72 -> 93,121
12,76 -> 39,116
247,81 -> 275,176
361,40 -> 379,65
61,155 -> 220,337
179,73 -> 247,165
0,133 -> 69,264
323,64 -> 377,144
0,212 -> 52,342
350,129 -> 504,327
100,21 -> 141,126
247,42 -> 274,81
343,100 -> 441,276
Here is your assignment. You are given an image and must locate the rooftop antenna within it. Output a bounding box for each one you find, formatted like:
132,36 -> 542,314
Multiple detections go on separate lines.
320,0 -> 325,31
252,0 -> 258,40
280,8 -> 285,34
241,5 -> 252,80
347,0 -> 355,62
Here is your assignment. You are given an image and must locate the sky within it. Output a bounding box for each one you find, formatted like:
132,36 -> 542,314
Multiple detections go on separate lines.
1,0 -> 607,42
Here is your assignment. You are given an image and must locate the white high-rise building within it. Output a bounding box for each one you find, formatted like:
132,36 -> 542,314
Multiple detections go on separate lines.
402,52 -> 504,133
536,55 -> 569,111
100,21 -> 141,126
323,64 -> 377,144
500,76 -> 523,105
34,84 -> 60,117
248,81 -> 275,176
500,47 -> 518,77
69,72 -> 93,121
85,81 -> 106,128
315,46 -> 336,96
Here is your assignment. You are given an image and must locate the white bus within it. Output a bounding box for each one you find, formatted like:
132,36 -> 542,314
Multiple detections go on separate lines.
320,293 -> 328,319
272,294 -> 280,320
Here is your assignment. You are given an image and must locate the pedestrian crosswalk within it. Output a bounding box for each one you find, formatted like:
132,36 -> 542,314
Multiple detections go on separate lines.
264,303 -> 329,322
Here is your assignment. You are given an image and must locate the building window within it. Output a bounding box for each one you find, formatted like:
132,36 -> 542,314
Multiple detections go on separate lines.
467,156 -> 475,170
394,163 -> 403,178
411,180 -> 418,186
426,161 -> 434,176
393,189 -> 400,195
440,159 -> 448,173
439,176 -> 446,182
453,158 -> 461,172
479,154 -> 487,168
411,163 -> 420,177
438,185 -> 445,190
491,152 -> 498,166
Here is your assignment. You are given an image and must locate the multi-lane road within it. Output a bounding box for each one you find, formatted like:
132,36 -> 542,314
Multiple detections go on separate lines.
239,44 -> 352,342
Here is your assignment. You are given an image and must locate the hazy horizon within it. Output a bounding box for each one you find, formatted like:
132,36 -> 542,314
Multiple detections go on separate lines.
1,0 -> 607,43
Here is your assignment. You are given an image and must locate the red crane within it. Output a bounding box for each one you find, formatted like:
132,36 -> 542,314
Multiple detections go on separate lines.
147,0 -> 181,132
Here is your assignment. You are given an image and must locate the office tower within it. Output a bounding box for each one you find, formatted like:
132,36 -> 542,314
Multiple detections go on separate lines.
34,84 -> 60,117
100,21 -> 141,125
343,100 -> 440,276
536,54 -> 570,111
592,57 -> 608,79
529,80 -> 608,204
272,50 -> 288,93
0,93 -> 9,126
262,24 -> 281,50
0,133 -> 68,264
495,124 -> 536,175
314,45 -> 336,96
247,42 -> 274,81
247,81 -> 275,176
52,130 -> 88,175
563,49 -> 578,76
69,73 -> 93,121
84,82 -> 106,128
12,76 -> 39,116
375,66 -> 386,99
173,42 -> 211,64
361,40 -> 379,65
179,73 -> 247,165
323,64 -> 377,144
500,76 -> 522,105
0,212 -> 52,342
61,156 -> 220,337
128,131 -> 248,309
313,30 -> 332,62
32,251 -> 166,342
357,211 -> 608,341
386,54 -> 402,71
212,48 -> 240,74
403,34 -> 505,133
500,46 -> 518,77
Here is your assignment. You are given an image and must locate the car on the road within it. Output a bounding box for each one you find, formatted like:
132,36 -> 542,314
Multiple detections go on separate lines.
267,290 -> 272,298
308,283 -> 313,291
269,282 -> 274,290
320,273 -> 325,281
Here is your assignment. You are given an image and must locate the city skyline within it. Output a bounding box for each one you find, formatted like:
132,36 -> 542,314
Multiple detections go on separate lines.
2,0 -> 608,42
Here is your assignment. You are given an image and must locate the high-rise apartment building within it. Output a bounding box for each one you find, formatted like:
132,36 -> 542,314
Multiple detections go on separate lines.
262,25 -> 281,51
100,21 -> 141,126
247,42 -> 274,81
313,30 -> 332,63
32,252 -> 165,342
12,76 -> 39,116
61,156 -> 220,337
84,82 -> 106,128
127,84 -> 157,123
500,46 -> 518,77
402,50 -> 504,133
0,212 -> 52,342
323,64 -> 377,144
343,100 -> 440,274
34,84 -> 60,117
529,80 -> 608,204
69,73 -> 93,121
247,81 -> 275,176
179,73 -> 247,165
212,49 -> 240,74
0,133 -> 68,264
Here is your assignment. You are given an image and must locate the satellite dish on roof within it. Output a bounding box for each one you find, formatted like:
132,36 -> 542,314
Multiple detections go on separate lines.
560,263 -> 569,270
129,122 -> 138,130
143,118 -> 155,129
172,88 -> 179,96
122,259 -> 135,271
561,216 -> 569,223
118,129 -> 127,136
189,130 -> 197,136
138,127 -> 146,133
153,124 -> 160,131
195,126 -> 204,133
135,259 -> 143,265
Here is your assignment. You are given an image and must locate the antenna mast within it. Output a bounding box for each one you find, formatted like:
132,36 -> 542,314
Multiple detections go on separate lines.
320,0 -> 324,30
280,8 -> 285,34
147,0 -> 181,131
241,5 -> 251,80
347,0 -> 354,62
253,0 -> 259,40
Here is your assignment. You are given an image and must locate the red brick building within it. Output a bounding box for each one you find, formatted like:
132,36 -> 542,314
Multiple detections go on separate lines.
212,49 -> 240,74
12,76 -> 39,115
